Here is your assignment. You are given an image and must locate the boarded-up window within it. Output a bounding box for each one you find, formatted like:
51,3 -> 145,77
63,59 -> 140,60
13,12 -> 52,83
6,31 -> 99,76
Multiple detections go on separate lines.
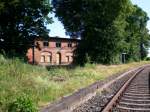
66,52 -> 73,62
47,55 -> 51,63
66,56 -> 69,62
40,55 -> 45,62
41,52 -> 52,63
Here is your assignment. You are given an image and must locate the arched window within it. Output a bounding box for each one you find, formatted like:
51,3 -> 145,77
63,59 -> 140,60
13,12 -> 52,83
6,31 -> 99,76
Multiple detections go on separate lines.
40,55 -> 45,63
41,51 -> 52,63
47,55 -> 52,63
66,56 -> 69,62
66,52 -> 73,63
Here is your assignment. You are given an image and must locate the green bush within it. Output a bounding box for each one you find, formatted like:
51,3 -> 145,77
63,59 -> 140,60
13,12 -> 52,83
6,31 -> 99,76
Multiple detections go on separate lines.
144,57 -> 150,61
8,95 -> 37,112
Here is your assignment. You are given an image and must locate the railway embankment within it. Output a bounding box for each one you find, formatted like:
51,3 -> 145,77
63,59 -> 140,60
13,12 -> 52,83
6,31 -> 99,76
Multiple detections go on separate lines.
0,54 -> 150,111
42,65 -> 149,112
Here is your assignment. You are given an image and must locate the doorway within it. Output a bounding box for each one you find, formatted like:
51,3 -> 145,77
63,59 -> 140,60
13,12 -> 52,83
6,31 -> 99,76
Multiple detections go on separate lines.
56,53 -> 61,64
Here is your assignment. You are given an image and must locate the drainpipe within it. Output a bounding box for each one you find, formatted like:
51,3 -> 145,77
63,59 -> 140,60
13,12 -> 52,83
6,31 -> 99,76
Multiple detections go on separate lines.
32,42 -> 35,65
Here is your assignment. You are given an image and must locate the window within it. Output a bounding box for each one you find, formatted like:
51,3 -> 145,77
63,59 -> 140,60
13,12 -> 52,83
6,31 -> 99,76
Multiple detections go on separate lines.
43,41 -> 49,47
47,55 -> 51,63
56,42 -> 61,48
70,56 -> 73,62
40,56 -> 45,63
66,56 -> 69,62
68,42 -> 72,47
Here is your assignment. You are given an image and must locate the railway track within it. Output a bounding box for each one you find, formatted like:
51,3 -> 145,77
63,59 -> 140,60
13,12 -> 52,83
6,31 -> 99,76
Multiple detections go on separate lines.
102,67 -> 150,112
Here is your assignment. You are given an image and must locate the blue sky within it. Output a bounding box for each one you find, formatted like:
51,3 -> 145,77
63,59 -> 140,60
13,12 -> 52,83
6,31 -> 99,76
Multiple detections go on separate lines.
47,0 -> 150,37
47,13 -> 70,38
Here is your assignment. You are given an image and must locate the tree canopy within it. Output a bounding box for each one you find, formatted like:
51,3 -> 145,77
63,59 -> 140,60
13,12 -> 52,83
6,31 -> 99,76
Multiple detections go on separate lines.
52,0 -> 150,65
122,5 -> 150,61
0,0 -> 52,55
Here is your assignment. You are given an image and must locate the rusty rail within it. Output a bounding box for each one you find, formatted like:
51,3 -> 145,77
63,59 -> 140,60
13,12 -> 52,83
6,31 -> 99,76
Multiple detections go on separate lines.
101,67 -> 144,112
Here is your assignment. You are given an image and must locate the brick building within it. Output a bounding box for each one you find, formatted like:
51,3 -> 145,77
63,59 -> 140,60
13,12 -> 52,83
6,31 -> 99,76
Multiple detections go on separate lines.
26,37 -> 79,65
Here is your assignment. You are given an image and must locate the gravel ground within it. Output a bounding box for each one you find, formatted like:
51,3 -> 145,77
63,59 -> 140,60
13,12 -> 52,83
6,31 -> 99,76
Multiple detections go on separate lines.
73,70 -> 135,112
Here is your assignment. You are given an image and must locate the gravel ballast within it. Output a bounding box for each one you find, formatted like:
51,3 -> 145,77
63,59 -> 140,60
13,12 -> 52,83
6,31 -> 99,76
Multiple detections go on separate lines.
73,68 -> 143,112
41,66 -> 149,112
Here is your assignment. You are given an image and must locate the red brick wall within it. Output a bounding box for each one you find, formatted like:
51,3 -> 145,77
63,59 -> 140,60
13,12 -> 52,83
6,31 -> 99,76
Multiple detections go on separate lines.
26,38 -> 78,65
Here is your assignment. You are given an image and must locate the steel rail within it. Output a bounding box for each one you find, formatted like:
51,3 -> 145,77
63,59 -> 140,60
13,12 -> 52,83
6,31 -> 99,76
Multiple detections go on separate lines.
101,67 -> 144,112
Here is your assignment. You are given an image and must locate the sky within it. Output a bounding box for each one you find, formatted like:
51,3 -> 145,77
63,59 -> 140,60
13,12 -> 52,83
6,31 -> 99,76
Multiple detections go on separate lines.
47,13 -> 70,38
47,0 -> 150,38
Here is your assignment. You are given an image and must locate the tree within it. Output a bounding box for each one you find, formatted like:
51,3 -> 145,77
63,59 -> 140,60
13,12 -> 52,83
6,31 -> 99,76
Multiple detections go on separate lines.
122,5 -> 150,61
52,0 -> 134,65
53,0 -> 150,65
0,0 -> 52,55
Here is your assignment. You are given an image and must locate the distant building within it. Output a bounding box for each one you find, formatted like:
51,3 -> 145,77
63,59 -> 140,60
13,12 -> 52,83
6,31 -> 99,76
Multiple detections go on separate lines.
26,37 -> 79,66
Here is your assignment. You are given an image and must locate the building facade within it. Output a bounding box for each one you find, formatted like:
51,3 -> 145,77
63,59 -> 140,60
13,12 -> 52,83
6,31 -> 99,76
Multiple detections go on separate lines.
26,37 -> 78,66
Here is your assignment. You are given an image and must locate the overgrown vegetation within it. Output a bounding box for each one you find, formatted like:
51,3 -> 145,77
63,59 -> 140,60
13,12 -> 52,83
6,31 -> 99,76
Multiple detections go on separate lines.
52,0 -> 150,65
0,54 -> 149,111
0,0 -> 150,111
8,95 -> 37,112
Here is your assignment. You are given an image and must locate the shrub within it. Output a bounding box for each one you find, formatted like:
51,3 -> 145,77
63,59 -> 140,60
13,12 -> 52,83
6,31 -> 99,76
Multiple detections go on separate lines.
8,95 -> 37,112
144,57 -> 150,61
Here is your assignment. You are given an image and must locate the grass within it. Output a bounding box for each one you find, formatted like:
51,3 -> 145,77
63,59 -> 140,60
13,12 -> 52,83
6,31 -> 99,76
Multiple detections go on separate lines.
0,54 -> 150,111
